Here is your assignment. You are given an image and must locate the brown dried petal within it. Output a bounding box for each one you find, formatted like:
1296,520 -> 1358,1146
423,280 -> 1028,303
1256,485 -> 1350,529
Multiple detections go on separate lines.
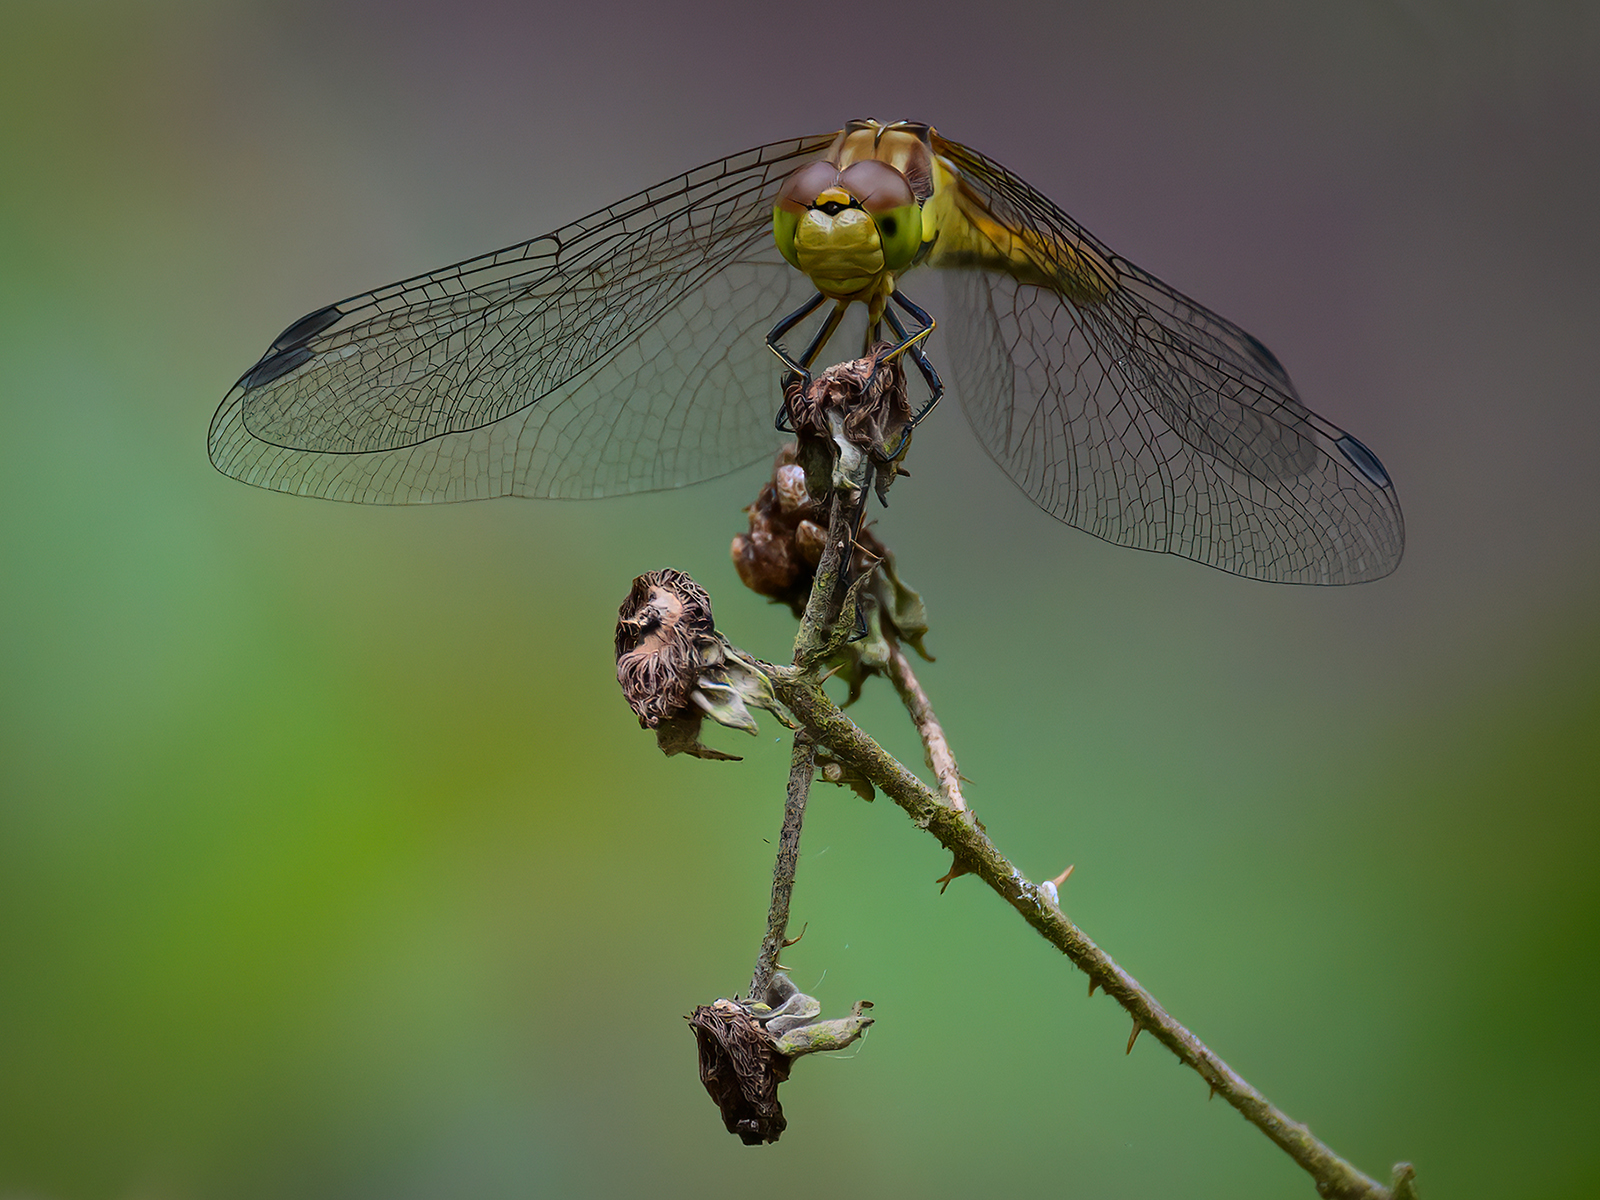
615,570 -> 714,727
783,344 -> 912,459
793,518 -> 826,566
688,999 -> 792,1145
731,513 -> 804,598
730,449 -> 824,611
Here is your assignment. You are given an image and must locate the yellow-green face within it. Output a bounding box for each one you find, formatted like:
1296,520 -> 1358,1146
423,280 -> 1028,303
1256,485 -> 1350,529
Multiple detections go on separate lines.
774,156 -> 924,301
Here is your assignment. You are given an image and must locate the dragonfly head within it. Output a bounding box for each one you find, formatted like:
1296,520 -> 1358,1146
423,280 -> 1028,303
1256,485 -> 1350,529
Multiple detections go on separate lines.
774,158 -> 923,300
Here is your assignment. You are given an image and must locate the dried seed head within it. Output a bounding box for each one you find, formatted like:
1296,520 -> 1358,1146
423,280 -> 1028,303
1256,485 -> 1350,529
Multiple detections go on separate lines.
687,974 -> 874,1144
687,999 -> 792,1145
615,569 -> 714,728
615,569 -> 793,759
783,344 -> 914,505
783,344 -> 912,454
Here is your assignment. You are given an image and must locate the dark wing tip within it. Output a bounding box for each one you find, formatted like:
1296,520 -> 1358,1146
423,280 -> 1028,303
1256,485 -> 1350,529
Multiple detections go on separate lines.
270,303 -> 343,352
239,344 -> 313,391
238,303 -> 344,391
1335,433 -> 1393,488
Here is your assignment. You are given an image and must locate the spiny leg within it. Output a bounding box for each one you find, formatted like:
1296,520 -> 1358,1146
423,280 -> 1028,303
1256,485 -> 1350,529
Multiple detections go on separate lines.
886,291 -> 944,427
767,293 -> 847,432
798,301 -> 849,371
873,291 -> 945,462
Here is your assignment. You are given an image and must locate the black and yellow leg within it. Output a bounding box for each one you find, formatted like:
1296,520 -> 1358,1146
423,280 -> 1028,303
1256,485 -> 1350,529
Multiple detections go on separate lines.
766,293 -> 849,432
886,291 -> 944,427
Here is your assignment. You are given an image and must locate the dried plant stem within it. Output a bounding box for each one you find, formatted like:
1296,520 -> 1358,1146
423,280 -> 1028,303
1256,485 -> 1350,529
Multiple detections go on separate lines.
746,731 -> 816,1004
791,493 -> 854,668
746,493 -> 855,1003
883,637 -> 966,811
765,667 -> 1407,1200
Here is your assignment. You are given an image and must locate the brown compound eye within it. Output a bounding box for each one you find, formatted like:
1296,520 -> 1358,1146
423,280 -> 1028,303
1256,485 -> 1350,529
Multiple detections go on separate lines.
838,159 -> 916,214
776,160 -> 842,214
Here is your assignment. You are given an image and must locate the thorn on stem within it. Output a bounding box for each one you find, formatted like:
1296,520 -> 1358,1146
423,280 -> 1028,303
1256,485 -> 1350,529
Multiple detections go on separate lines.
1049,864 -> 1075,887
1390,1162 -> 1419,1200
1208,1084 -> 1217,1101
1087,977 -> 1098,998
782,922 -> 809,948
1126,1021 -> 1143,1055
934,856 -> 971,893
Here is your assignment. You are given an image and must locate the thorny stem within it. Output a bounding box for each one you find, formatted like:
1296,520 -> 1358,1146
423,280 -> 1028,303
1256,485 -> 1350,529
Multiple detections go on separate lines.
746,730 -> 816,1004
763,666 -> 1410,1200
746,493 -> 855,1004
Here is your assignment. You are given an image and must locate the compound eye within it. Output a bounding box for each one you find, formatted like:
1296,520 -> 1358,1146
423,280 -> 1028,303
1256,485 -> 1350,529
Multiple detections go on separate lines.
838,159 -> 916,214
776,161 -> 842,214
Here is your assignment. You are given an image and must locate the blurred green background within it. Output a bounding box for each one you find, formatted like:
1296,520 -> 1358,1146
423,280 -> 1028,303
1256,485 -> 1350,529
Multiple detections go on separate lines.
2,1 -> 1597,1197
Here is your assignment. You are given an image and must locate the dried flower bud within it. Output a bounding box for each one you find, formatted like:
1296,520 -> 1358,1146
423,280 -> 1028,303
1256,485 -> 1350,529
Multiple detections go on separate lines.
615,569 -> 792,760
733,447 -> 898,617
783,344 -> 914,504
687,999 -> 792,1145
783,344 -> 912,456
793,518 -> 826,565
688,973 -> 874,1144
615,570 -> 714,728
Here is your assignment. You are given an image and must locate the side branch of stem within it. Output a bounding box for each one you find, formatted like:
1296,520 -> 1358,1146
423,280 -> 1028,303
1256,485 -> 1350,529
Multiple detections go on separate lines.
883,637 -> 966,811
747,731 -> 816,1003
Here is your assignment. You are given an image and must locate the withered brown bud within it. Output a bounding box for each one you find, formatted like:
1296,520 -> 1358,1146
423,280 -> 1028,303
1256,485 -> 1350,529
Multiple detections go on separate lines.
733,446 -> 894,616
687,974 -> 874,1144
774,462 -> 811,515
615,570 -> 793,760
793,518 -> 827,565
783,342 -> 914,509
687,999 -> 793,1145
782,343 -> 912,455
731,447 -> 819,609
615,569 -> 714,729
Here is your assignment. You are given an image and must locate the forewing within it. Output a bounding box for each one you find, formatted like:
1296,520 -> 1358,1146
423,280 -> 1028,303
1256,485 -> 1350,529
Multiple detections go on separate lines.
928,135 -> 1404,584
208,133 -> 837,502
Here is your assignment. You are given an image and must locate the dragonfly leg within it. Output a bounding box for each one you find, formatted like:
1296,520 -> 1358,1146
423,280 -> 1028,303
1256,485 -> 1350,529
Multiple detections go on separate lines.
874,293 -> 945,461
798,301 -> 850,370
844,491 -> 874,642
887,291 -> 944,427
767,293 -> 845,432
861,291 -> 938,402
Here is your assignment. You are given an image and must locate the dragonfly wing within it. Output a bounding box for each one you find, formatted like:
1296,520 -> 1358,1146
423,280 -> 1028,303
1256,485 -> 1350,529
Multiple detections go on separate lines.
209,133 -> 837,502
928,134 -> 1404,584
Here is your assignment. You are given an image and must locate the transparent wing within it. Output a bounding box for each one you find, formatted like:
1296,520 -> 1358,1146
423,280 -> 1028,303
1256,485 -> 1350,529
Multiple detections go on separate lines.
928,134 -> 1404,584
208,133 -> 838,503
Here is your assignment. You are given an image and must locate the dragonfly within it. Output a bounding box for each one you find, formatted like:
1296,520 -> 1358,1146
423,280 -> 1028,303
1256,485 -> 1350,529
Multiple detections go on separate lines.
210,119 -> 1403,585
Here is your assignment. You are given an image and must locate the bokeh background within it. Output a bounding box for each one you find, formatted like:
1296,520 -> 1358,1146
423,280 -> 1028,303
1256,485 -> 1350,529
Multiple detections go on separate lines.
3,1 -> 1597,1197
